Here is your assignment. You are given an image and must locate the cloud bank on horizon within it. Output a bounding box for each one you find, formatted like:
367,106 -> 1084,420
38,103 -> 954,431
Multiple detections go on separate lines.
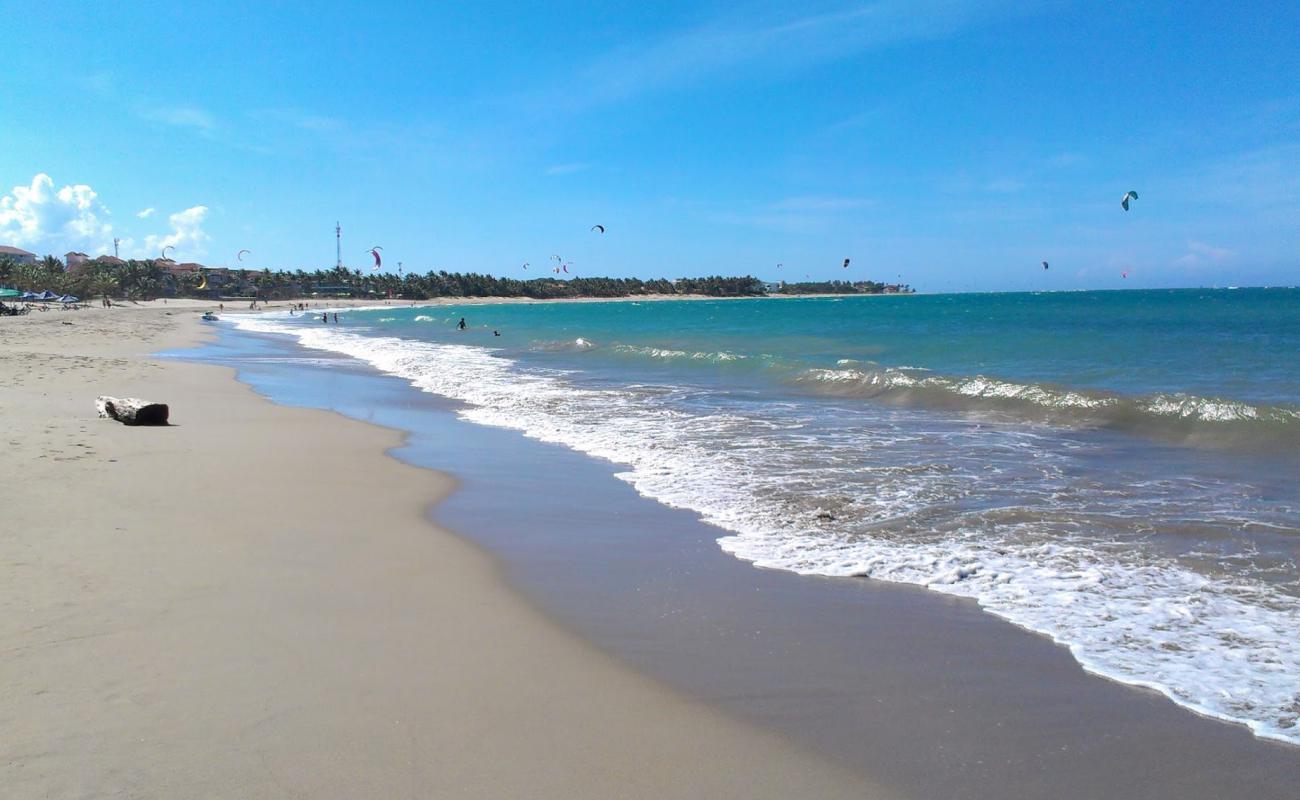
0,174 -> 210,260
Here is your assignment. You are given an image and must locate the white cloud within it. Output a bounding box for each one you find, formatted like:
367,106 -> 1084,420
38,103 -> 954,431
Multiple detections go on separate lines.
0,173 -> 114,254
259,109 -> 345,133
0,173 -> 211,260
532,1 -> 1018,111
143,206 -> 211,259
1175,240 -> 1236,268
142,106 -> 216,131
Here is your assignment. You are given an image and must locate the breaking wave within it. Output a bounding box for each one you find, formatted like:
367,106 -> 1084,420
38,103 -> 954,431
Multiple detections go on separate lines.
793,366 -> 1300,450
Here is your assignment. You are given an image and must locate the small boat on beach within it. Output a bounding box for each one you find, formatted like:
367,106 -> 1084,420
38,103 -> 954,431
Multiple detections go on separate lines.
201,312 -> 219,321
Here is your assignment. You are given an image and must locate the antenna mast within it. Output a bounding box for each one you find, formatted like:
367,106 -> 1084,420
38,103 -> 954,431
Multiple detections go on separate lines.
335,221 -> 342,269
113,237 -> 120,258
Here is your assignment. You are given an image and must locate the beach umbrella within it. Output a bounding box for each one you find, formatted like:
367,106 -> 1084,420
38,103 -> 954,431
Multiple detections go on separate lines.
59,294 -> 80,303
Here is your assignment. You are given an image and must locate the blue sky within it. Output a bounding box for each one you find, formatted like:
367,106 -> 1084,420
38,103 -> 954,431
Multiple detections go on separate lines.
2,1 -> 1298,290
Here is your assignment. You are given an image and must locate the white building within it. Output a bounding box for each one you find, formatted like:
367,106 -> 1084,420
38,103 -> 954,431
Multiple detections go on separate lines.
0,245 -> 37,265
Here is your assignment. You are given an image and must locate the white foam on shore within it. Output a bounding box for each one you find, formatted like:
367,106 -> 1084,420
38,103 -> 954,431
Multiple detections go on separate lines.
229,314 -> 1300,746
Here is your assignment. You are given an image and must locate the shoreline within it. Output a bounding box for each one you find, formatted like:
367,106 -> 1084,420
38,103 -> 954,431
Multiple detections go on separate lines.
0,308 -> 890,797
206,321 -> 1300,799
4,290 -> 904,316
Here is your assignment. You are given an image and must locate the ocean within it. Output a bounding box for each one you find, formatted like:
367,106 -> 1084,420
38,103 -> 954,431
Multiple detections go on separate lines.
230,288 -> 1300,746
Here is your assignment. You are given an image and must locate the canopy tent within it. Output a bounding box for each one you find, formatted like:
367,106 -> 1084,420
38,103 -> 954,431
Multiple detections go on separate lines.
59,294 -> 80,303
0,288 -> 21,299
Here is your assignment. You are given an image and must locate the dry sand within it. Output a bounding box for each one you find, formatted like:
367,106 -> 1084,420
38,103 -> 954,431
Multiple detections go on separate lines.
0,306 -> 893,798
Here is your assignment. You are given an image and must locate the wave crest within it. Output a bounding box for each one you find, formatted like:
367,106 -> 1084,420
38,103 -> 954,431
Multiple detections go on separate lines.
793,366 -> 1300,449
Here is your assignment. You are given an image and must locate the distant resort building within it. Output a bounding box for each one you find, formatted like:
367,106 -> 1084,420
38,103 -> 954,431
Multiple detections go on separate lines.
315,284 -> 369,297
0,245 -> 37,265
65,252 -> 90,271
160,260 -> 199,277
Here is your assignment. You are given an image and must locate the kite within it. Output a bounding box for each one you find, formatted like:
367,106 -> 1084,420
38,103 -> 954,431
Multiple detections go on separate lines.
1043,261 -> 1049,270
368,247 -> 383,270
196,274 -> 207,290
161,245 -> 174,260
237,249 -> 251,262
1121,190 -> 1139,211
562,263 -> 570,274
776,263 -> 783,269
522,262 -> 529,270
1122,270 -> 1129,279
843,258 -> 851,269
591,225 -> 605,233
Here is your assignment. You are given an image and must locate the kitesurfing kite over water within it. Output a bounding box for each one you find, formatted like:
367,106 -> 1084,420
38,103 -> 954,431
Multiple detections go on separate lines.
1121,190 -> 1139,211
237,249 -> 251,262
591,225 -> 605,234
843,258 -> 851,269
368,247 -> 383,270
522,262 -> 529,270
1043,261 -> 1050,270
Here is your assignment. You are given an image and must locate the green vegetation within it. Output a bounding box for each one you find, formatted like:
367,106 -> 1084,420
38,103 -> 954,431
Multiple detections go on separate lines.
774,279 -> 912,295
254,268 -> 769,300
0,255 -> 909,300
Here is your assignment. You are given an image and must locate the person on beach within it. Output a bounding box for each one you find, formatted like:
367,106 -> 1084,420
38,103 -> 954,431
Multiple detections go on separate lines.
458,317 -> 467,330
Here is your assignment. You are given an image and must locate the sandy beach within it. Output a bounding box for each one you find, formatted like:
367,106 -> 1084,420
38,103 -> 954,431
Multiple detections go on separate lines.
0,305 -> 891,798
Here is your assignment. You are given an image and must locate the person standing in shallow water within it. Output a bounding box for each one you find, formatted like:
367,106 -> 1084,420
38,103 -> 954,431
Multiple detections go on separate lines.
458,317 -> 467,330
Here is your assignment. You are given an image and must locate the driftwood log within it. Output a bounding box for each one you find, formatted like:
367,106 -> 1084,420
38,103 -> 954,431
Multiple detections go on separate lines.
96,396 -> 170,426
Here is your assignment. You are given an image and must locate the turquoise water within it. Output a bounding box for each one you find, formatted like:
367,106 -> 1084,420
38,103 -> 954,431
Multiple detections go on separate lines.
406,288 -> 1300,403
233,288 -> 1300,745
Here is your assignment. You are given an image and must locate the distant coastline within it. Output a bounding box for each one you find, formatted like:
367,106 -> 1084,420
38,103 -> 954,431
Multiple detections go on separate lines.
0,252 -> 913,304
